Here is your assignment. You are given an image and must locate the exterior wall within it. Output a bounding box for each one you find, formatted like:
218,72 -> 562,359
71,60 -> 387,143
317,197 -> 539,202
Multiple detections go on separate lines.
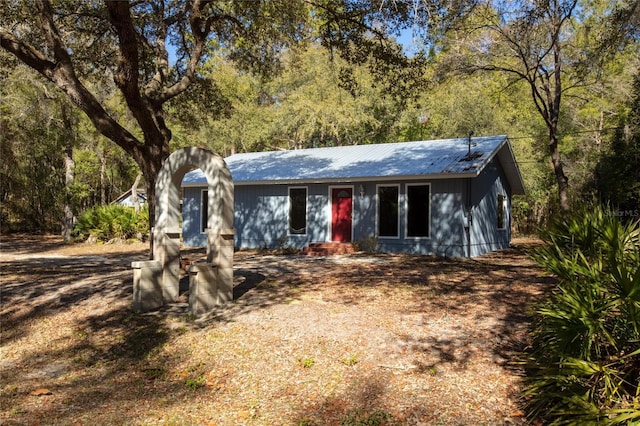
184,180 -> 465,256
469,158 -> 512,257
358,180 -> 466,256
183,184 -> 330,249
234,185 -> 288,249
233,184 -> 332,249
182,187 -> 205,246
182,169 -> 512,257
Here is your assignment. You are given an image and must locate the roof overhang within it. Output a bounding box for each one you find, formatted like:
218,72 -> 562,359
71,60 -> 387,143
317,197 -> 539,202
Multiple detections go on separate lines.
182,172 -> 482,187
495,138 -> 526,195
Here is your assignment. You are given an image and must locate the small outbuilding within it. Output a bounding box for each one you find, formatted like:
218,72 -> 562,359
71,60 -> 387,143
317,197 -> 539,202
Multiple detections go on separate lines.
112,189 -> 147,207
181,135 -> 525,257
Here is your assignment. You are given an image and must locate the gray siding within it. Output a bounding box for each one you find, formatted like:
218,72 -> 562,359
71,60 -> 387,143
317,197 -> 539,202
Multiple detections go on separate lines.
232,184 -> 331,249
182,187 -> 205,246
234,185 -> 288,249
184,184 -> 331,249
469,158 -> 512,257
355,180 -> 466,256
182,170 -> 511,257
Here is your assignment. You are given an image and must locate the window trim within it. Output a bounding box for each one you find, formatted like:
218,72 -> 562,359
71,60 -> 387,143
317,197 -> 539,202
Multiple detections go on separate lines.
376,183 -> 400,239
200,188 -> 208,234
497,193 -> 507,230
288,186 -> 308,236
405,183 -> 431,239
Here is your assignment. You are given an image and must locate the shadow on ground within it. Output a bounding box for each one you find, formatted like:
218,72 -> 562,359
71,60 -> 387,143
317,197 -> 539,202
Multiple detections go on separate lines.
0,236 -> 553,425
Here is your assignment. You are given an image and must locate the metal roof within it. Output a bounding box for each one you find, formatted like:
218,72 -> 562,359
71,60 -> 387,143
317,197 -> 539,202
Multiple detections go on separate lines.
182,135 -> 525,194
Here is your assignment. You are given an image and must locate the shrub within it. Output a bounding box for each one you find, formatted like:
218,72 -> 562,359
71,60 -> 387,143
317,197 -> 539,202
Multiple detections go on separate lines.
354,235 -> 379,253
525,203 -> 640,424
73,204 -> 149,242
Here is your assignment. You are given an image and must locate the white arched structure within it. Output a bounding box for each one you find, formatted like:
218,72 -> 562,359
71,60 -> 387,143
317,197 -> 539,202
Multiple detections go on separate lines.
132,147 -> 234,315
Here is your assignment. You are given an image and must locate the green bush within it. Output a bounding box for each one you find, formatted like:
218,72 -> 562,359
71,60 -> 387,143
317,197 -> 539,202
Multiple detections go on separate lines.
73,204 -> 149,242
525,203 -> 640,424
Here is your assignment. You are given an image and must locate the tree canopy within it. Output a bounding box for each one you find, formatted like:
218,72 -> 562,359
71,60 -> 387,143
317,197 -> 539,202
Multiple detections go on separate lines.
0,0 -> 638,236
1,0 -> 465,242
425,0 -> 639,211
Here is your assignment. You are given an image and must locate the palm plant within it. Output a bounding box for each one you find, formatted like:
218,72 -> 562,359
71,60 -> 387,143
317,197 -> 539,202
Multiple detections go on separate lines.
74,204 -> 149,241
525,203 -> 640,424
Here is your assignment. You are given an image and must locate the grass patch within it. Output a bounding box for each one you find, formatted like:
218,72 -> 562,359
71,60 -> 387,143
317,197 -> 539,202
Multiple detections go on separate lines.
297,357 -> 315,369
341,354 -> 359,367
183,375 -> 207,391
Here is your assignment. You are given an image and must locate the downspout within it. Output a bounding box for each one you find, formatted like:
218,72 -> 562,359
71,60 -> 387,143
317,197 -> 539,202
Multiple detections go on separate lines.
464,131 -> 474,258
465,177 -> 473,258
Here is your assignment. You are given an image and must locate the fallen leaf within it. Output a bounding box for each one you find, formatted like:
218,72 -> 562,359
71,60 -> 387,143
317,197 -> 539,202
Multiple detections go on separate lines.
30,388 -> 52,396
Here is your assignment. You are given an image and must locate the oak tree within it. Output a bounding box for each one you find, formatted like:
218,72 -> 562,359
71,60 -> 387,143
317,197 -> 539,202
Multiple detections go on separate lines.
1,0 -> 459,251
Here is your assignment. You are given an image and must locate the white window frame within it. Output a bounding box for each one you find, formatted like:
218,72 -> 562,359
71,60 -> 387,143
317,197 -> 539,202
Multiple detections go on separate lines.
497,193 -> 507,230
405,183 -> 431,239
200,188 -> 208,234
376,183 -> 400,239
288,186 -> 308,236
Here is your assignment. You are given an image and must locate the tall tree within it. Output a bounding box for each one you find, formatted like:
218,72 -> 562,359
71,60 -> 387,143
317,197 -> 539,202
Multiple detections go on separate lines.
0,65 -> 77,232
457,0 -> 581,212
1,0 -> 457,252
0,0 -> 314,248
440,0 -> 640,212
60,102 -> 77,243
201,44 -> 413,154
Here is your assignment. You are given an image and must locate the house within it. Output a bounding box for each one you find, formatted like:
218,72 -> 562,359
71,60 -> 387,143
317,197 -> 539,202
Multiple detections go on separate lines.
112,189 -> 147,207
181,135 -> 525,257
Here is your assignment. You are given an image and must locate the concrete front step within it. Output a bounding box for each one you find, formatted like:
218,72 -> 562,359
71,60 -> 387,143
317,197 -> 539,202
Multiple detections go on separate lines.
303,242 -> 355,256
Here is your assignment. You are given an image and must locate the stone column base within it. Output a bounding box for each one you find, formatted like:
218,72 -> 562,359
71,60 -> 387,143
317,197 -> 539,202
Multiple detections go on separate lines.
131,260 -> 162,313
188,262 -> 219,316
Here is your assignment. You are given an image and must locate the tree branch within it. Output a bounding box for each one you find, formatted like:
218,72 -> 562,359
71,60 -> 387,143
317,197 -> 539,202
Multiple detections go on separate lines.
0,8 -> 142,158
106,3 -> 155,122
0,27 -> 55,75
159,0 -> 230,102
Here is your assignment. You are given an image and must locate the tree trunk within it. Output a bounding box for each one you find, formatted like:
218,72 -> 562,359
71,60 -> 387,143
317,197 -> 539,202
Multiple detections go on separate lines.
61,104 -> 75,243
549,131 -> 570,212
596,110 -> 604,153
62,149 -> 75,242
99,147 -> 106,205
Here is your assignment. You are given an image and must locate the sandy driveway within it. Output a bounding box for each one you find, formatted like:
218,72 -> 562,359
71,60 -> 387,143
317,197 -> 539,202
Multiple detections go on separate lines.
1,234 -> 550,425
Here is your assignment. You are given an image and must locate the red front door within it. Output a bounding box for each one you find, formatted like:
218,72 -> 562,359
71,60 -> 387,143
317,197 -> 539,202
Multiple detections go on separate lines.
331,187 -> 352,242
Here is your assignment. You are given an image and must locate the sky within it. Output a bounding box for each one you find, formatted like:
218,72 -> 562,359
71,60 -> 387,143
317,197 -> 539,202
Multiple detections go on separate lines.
396,28 -> 422,56
168,27 -> 420,64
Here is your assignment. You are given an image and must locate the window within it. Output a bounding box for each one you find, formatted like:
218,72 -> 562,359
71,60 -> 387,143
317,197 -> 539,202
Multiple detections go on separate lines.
377,185 -> 399,237
406,184 -> 430,238
497,194 -> 506,229
200,189 -> 208,233
289,187 -> 307,235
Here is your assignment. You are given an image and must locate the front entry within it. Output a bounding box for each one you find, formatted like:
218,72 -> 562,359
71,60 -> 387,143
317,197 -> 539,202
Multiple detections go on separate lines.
331,187 -> 353,242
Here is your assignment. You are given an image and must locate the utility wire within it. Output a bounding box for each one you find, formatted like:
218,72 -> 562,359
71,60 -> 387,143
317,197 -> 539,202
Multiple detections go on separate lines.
507,126 -> 625,140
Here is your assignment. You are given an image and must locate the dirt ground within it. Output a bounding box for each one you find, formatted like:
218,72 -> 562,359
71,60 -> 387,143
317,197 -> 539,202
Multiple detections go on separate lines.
0,235 -> 552,425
